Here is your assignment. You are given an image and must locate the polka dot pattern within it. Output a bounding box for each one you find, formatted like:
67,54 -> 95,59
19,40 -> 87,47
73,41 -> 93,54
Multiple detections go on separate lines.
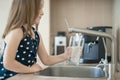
0,27 -> 40,79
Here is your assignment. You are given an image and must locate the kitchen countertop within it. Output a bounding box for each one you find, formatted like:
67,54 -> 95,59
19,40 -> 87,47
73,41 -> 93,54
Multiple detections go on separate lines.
7,63 -> 120,80
7,72 -> 120,80
7,74 -> 106,80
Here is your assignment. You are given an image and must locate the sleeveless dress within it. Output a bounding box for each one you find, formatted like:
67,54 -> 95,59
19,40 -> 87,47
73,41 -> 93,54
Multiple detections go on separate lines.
0,27 -> 40,80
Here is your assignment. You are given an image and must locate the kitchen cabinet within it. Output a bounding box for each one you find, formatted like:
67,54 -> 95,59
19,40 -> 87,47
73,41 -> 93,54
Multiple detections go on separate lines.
50,0 -> 113,54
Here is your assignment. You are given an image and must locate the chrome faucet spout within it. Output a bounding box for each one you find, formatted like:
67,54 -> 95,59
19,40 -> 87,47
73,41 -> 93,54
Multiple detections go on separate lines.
68,27 -> 114,39
68,27 -> 117,80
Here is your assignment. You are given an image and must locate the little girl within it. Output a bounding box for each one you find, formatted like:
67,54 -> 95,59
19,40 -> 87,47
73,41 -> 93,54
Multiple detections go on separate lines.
0,0 -> 71,79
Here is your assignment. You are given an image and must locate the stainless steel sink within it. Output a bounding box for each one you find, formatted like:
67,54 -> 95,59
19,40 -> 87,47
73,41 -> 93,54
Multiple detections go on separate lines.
37,66 -> 105,78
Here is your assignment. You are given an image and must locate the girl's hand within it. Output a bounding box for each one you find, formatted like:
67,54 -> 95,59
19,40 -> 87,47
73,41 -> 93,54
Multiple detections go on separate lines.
30,63 -> 42,72
64,47 -> 72,60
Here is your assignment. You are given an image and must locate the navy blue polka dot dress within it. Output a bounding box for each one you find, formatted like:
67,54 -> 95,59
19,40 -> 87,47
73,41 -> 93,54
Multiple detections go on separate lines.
0,27 -> 40,80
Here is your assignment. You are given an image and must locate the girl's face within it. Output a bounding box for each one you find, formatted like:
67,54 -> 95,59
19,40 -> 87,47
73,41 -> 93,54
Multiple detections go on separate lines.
34,0 -> 44,24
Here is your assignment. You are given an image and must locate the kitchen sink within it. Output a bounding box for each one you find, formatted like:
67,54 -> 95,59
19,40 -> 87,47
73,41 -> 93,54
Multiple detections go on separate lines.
36,66 -> 105,78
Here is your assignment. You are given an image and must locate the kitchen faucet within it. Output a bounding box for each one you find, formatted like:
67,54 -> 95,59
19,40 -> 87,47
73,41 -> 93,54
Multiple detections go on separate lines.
68,27 -> 117,80
96,37 -> 108,77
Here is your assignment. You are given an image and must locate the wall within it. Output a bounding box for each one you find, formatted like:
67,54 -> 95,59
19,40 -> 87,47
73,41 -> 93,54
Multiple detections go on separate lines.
0,0 -> 12,44
50,0 -> 113,54
37,0 -> 50,67
38,0 -> 50,53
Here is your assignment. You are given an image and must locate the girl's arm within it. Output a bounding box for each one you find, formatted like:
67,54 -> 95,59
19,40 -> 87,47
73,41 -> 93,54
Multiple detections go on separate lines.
3,28 -> 42,73
37,32 -> 71,66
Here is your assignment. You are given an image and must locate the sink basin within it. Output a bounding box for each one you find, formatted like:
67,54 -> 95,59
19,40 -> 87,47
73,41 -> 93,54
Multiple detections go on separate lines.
37,66 -> 105,78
